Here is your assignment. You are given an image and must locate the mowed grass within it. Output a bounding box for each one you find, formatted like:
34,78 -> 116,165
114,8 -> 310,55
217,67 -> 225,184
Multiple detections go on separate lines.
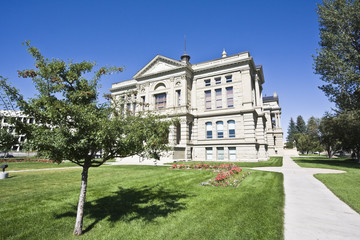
1,159 -> 116,171
1,160 -> 79,171
293,156 -> 360,213
179,156 -> 283,168
0,165 -> 284,240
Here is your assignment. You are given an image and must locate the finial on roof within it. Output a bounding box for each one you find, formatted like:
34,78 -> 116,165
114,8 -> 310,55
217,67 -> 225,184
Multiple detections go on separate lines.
222,48 -> 227,58
273,92 -> 278,98
181,35 -> 191,63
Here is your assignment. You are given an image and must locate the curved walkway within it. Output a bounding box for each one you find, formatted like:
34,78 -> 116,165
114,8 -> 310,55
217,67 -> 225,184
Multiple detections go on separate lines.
252,155 -> 360,240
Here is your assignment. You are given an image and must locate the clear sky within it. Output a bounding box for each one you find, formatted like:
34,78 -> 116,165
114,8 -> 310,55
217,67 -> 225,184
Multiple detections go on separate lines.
0,0 -> 333,140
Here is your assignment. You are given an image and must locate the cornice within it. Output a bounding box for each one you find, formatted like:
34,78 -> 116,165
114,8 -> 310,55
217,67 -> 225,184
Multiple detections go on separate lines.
133,55 -> 189,79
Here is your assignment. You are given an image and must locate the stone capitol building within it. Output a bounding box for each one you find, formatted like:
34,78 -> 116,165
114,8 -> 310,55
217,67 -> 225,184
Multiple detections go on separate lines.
110,49 -> 283,162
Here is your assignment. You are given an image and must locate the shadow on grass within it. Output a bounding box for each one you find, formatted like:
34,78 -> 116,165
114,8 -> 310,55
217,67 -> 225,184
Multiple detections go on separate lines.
55,185 -> 191,233
294,158 -> 360,170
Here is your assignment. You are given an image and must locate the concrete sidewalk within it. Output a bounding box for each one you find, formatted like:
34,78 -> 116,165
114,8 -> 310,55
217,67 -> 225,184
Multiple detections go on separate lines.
253,156 -> 360,240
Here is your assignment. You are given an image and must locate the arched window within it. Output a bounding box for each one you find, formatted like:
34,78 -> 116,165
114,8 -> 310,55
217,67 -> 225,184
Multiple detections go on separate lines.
154,82 -> 166,90
217,121 -> 224,138
228,120 -> 235,138
206,122 -> 212,139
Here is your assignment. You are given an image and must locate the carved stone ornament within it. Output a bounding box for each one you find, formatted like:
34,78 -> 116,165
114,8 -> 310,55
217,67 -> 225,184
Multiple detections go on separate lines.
175,81 -> 181,87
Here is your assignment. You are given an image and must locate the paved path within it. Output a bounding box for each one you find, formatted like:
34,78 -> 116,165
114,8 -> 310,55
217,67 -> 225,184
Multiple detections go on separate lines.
252,155 -> 360,240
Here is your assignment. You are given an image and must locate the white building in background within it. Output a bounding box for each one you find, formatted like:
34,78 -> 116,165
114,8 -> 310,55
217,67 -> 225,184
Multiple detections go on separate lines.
110,50 -> 283,162
0,110 -> 35,152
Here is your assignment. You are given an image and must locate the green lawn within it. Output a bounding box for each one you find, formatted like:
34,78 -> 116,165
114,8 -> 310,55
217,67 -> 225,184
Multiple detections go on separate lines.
175,156 -> 283,168
293,156 -> 360,213
0,165 -> 284,240
1,160 -> 79,171
1,159 -> 116,171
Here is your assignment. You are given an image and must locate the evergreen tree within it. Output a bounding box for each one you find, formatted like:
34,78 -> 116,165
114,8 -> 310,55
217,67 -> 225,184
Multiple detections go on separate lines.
314,0 -> 360,111
296,115 -> 307,134
286,118 -> 297,148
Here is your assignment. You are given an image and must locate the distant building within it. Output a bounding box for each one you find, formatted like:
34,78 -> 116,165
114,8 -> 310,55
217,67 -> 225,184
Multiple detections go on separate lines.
0,110 -> 35,152
110,50 -> 283,162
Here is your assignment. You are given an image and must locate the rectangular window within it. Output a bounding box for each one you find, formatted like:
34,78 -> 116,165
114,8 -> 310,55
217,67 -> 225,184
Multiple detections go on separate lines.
215,89 -> 222,108
229,147 -> 236,161
155,93 -> 166,109
217,121 -> 224,138
204,79 -> 211,86
127,103 -> 131,113
226,75 -> 232,83
206,147 -> 213,160
205,90 -> 211,110
141,96 -> 145,110
176,90 -> 181,106
215,77 -> 221,84
226,87 -> 234,107
206,122 -> 212,139
29,118 -> 34,124
217,147 -> 224,160
228,120 -> 235,138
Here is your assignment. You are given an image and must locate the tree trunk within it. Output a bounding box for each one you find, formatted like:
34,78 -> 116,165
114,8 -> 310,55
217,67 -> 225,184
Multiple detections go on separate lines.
327,146 -> 332,159
73,166 -> 89,235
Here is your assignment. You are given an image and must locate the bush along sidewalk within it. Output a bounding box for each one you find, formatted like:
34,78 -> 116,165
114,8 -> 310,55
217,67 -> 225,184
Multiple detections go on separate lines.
0,158 -> 54,163
170,163 -> 251,187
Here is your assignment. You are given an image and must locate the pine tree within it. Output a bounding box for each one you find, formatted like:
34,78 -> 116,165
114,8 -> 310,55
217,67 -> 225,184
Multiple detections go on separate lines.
286,118 -> 297,148
296,115 -> 307,134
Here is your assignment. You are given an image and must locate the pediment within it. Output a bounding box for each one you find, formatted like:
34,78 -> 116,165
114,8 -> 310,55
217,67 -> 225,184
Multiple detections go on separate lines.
133,55 -> 186,79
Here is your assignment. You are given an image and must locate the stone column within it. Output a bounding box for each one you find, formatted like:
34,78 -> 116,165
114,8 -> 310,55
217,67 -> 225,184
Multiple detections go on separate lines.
254,75 -> 260,106
168,125 -> 176,146
241,69 -> 253,107
278,113 -> 282,128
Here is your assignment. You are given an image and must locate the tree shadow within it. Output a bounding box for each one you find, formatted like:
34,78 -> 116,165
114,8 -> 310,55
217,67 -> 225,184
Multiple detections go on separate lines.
55,185 -> 191,233
295,158 -> 360,170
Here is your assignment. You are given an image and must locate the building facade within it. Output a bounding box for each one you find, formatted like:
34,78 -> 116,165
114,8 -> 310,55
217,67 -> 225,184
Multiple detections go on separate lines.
0,110 -> 35,152
110,50 -> 283,162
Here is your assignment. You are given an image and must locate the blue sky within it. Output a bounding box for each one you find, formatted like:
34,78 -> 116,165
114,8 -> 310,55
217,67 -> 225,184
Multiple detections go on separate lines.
0,0 -> 332,140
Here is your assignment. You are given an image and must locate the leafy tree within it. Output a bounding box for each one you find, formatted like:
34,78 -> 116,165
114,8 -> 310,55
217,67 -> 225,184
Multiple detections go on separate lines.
335,111 -> 360,162
314,0 -> 360,111
0,77 -> 20,156
319,115 -> 342,158
307,116 -> 320,139
286,118 -> 297,148
295,133 -> 313,154
0,128 -> 18,155
296,115 -> 307,134
314,0 -> 360,162
0,42 -> 173,235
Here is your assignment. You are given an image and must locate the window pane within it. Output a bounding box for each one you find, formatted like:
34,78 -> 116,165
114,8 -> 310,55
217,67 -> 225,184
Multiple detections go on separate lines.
205,90 -> 211,110
217,121 -> 223,138
226,75 -> 232,83
206,147 -> 213,160
205,79 -> 211,86
215,89 -> 222,108
228,120 -> 235,138
155,93 -> 166,109
226,87 -> 233,107
215,78 -> 221,84
217,147 -> 224,160
176,90 -> 181,106
206,122 -> 212,139
229,147 -> 236,160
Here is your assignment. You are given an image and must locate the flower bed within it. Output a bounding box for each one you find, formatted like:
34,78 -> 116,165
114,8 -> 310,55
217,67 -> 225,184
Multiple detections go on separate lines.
0,159 -> 54,163
170,163 -> 251,187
